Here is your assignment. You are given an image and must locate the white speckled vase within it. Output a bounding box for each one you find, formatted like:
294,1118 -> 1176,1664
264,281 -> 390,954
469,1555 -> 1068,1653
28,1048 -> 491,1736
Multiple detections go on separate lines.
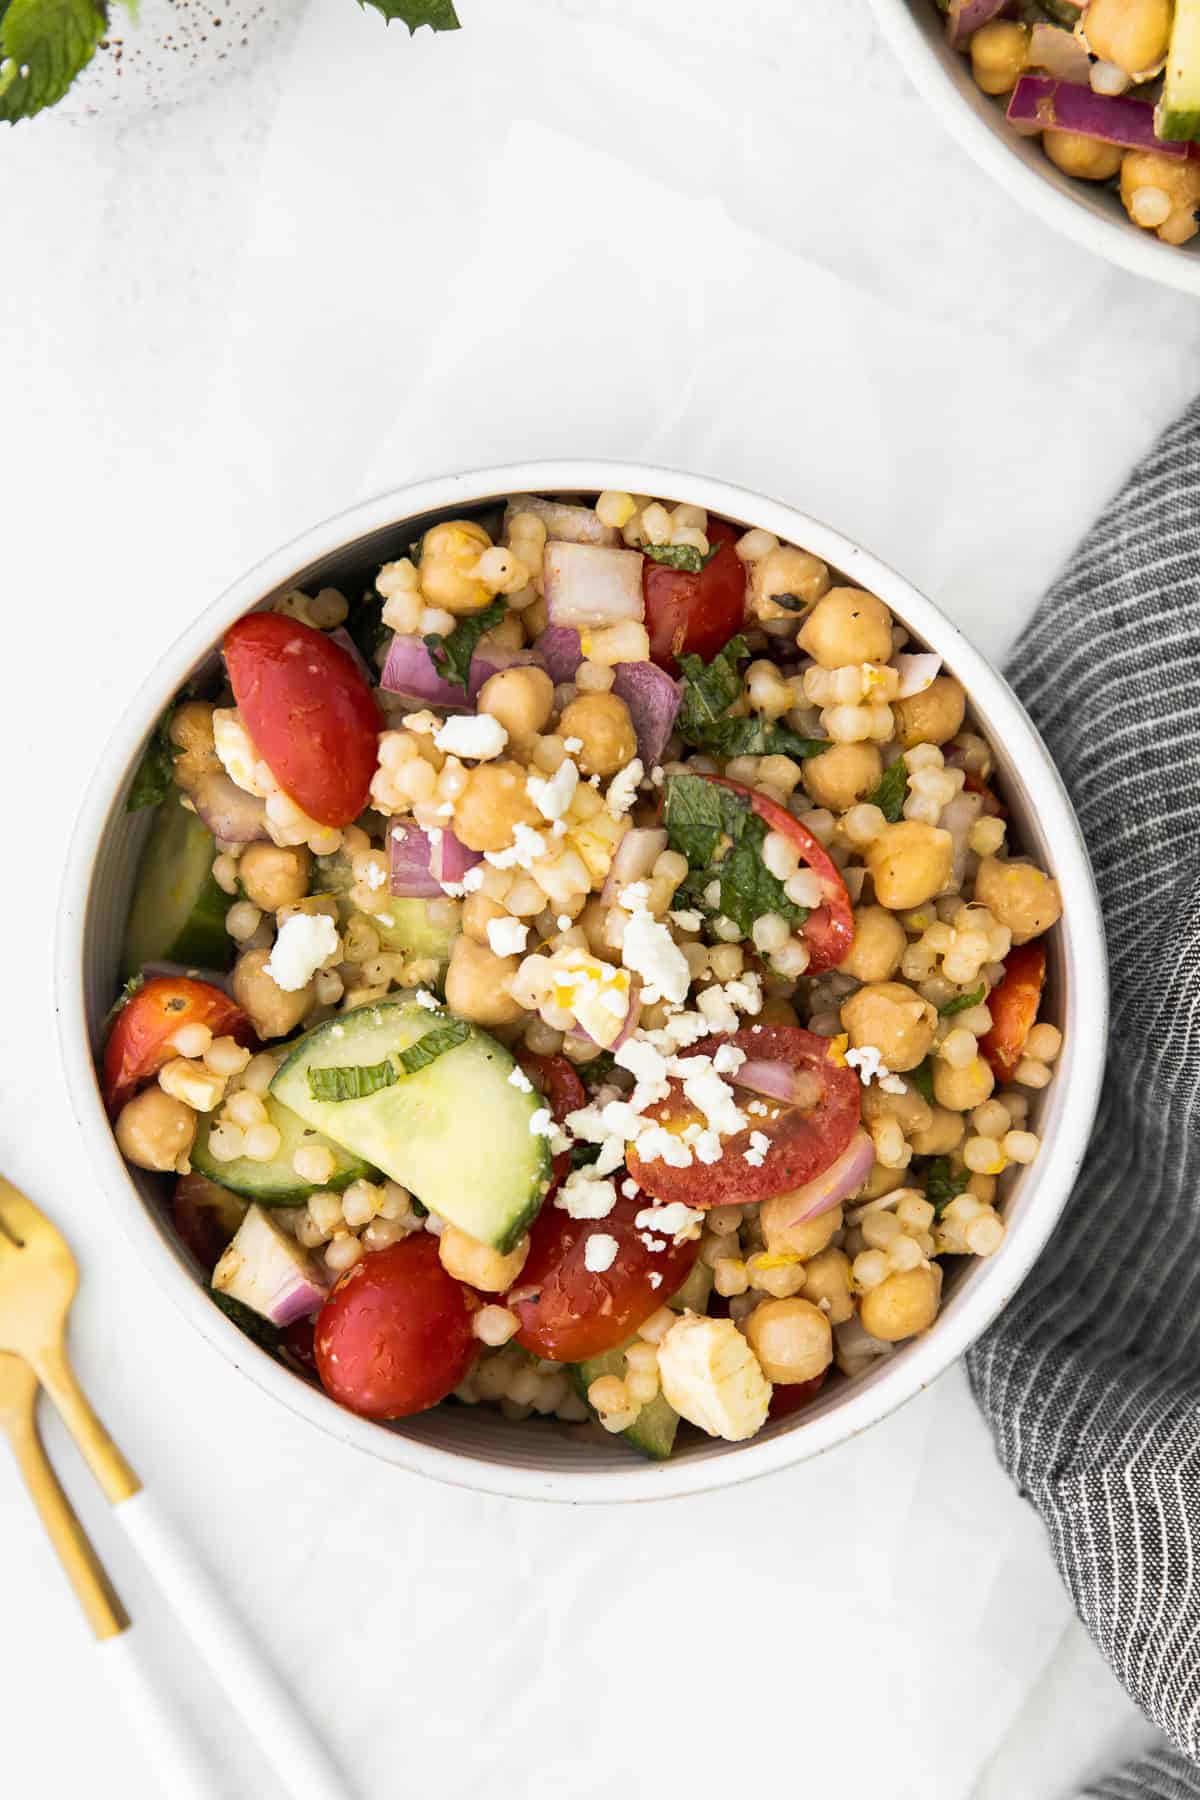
57,0 -> 302,115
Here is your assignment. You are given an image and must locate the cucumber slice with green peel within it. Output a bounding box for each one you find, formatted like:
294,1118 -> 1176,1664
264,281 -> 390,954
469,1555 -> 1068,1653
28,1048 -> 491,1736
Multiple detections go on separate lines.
571,1264 -> 715,1461
191,1093 -> 374,1203
270,1001 -> 551,1251
122,795 -> 230,981
1158,0 -> 1200,141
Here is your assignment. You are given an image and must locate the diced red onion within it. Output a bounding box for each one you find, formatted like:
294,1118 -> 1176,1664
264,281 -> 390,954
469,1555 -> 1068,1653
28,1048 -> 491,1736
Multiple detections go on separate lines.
734,1059 -> 824,1108
611,661 -> 681,769
190,771 -> 269,843
504,495 -> 620,547
212,1206 -> 329,1327
432,829 -> 481,887
544,543 -> 645,631
533,626 -> 584,684
772,1128 -> 876,1226
1027,21 -> 1091,83
380,635 -> 538,708
1006,77 -> 1188,156
563,983 -> 642,1054
389,821 -> 479,897
894,653 -> 942,700
600,827 -> 668,906
946,0 -> 1008,49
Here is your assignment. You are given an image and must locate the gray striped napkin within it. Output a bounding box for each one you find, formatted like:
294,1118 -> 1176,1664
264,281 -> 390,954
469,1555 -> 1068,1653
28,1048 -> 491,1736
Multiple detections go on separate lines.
966,398 -> 1200,1799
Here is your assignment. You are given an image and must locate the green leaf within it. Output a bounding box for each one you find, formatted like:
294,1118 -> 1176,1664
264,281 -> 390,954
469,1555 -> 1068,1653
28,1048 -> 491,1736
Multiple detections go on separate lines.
348,589 -> 390,673
940,984 -> 985,1018
921,1157 -> 969,1219
126,706 -> 180,812
910,1058 -> 934,1105
643,542 -> 720,575
663,773 -> 805,939
358,0 -> 460,31
663,772 -> 742,869
569,1141 -> 601,1170
423,598 -> 507,694
867,759 -> 908,824
692,715 -> 828,762
714,810 -> 806,938
676,634 -> 749,739
397,1017 -> 470,1074
208,1288 -> 284,1352
576,1050 -> 617,1087
767,592 -> 808,613
0,0 -> 106,122
309,1059 -> 398,1102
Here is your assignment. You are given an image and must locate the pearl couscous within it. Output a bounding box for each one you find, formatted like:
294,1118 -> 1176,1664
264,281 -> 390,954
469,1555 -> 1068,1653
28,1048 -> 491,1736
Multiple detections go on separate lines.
104,490 -> 1063,1458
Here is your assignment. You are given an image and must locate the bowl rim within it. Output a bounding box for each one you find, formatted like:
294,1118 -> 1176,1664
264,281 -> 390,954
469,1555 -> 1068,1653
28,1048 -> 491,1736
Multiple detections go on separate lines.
866,0 -> 1200,297
54,459 -> 1109,1504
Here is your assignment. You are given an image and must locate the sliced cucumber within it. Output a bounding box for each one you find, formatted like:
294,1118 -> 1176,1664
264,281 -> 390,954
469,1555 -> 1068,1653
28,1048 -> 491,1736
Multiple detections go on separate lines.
572,1264 -> 715,1461
1159,0 -> 1200,141
191,1093 -> 374,1203
270,1001 -> 551,1251
122,794 -> 230,981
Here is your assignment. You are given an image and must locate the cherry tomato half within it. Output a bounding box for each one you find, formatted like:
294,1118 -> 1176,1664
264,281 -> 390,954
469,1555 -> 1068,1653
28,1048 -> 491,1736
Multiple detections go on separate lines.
980,943 -> 1046,1083
171,1172 -> 247,1274
517,1051 -> 586,1187
104,976 -> 253,1116
626,1024 -> 861,1210
644,517 -> 746,675
224,613 -> 381,828
767,1368 -> 828,1422
708,778 -> 855,974
508,1194 -> 699,1363
314,1236 -> 477,1420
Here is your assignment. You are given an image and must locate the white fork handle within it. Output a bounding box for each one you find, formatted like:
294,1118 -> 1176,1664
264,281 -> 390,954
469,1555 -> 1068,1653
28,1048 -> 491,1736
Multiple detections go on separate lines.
116,1490 -> 352,1800
100,1627 -> 220,1800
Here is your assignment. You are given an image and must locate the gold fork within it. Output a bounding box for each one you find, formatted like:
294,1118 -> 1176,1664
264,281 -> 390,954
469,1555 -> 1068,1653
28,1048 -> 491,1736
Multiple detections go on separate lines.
0,1177 -> 351,1800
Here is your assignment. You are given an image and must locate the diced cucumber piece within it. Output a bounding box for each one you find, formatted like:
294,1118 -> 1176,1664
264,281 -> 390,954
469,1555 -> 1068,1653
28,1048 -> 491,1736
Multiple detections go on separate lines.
270,1001 -> 551,1252
670,1262 -> 714,1316
122,794 -> 230,980
572,1264 -> 715,1461
315,851 -> 458,967
191,1094 -> 374,1204
1158,0 -> 1200,141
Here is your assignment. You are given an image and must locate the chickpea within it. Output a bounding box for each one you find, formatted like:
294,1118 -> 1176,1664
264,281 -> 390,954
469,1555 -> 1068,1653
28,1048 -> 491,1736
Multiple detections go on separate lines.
909,1105 -> 967,1157
557,693 -> 637,778
462,893 -> 507,945
865,821 -> 953,911
749,545 -> 830,623
891,677 -> 966,750
801,742 -> 882,812
860,1263 -> 942,1342
115,1087 -> 197,1173
232,947 -> 315,1040
862,1082 -> 932,1137
974,856 -> 1062,945
238,843 -> 312,913
933,1055 -> 995,1113
168,700 -> 220,791
453,761 -> 542,854
746,1297 -> 833,1385
418,519 -> 493,614
1043,130 -> 1123,183
478,665 -> 554,744
760,1200 -> 843,1261
798,587 -> 894,669
577,896 -> 618,963
838,905 -> 906,983
861,1163 -> 905,1201
438,1223 -> 528,1292
444,934 -> 525,1026
757,997 -> 800,1027
801,1248 -> 854,1325
1083,0 -> 1171,76
969,19 -> 1029,96
841,980 -> 936,1073
1120,152 -> 1200,245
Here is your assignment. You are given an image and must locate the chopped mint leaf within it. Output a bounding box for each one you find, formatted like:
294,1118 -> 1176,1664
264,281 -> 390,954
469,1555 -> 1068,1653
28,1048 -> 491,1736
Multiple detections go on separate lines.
398,1018 -> 470,1074
348,589 -> 390,672
423,599 -> 507,695
940,984 -> 985,1018
309,1059 -> 398,1102
910,1058 -> 934,1105
663,772 -> 742,868
643,542 -> 720,575
768,592 -> 808,613
569,1141 -> 601,1170
0,0 -> 105,122
921,1157 -> 969,1219
867,759 -> 908,824
127,706 -> 180,813
208,1288 -> 284,1352
676,635 -> 749,739
715,809 -> 807,938
358,0 -> 459,30
576,1051 -> 617,1087
663,773 -> 805,939
693,715 -> 829,762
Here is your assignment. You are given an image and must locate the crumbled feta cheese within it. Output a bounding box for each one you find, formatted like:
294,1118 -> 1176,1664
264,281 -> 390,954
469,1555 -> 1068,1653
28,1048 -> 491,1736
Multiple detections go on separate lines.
556,915 -> 572,931
439,882 -> 467,898
639,1233 -> 667,1253
747,1099 -> 769,1117
631,1123 -> 692,1168
551,820 -> 568,838
693,1129 -> 724,1164
845,1044 -> 905,1093
648,1272 -> 663,1288
621,908 -> 690,1006
508,1065 -> 534,1093
563,736 -> 584,754
213,709 -> 271,797
712,1043 -> 745,1077
669,909 -> 703,932
487,916 -> 529,959
423,1210 -> 447,1235
879,1073 -> 907,1095
696,985 -> 739,1036
621,1177 -> 640,1199
594,1138 -> 626,1176
461,866 -> 486,893
743,1130 -> 771,1169
606,758 -> 644,817
635,1201 -> 703,1241
619,880 -> 651,912
679,1060 -> 747,1138
529,1107 -> 555,1138
434,714 -> 508,761
583,1232 -> 619,1274
364,861 -> 388,889
555,1171 -> 617,1220
485,822 -> 548,870
263,913 -> 339,992
650,766 -> 665,788
426,827 -> 444,846
527,759 -> 579,822
414,989 -> 441,1011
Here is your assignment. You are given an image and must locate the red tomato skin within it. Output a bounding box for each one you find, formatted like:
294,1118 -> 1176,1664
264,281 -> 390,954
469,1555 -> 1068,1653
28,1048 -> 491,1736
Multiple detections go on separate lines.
962,770 -> 1008,819
626,1024 -> 861,1210
707,778 -> 855,975
767,1368 -> 828,1422
282,1316 -> 318,1376
509,1195 -> 699,1363
224,613 -> 381,828
643,518 -> 746,675
516,1052 -> 587,1187
980,943 -> 1047,1083
171,1172 -> 247,1274
104,977 -> 253,1115
314,1237 -> 477,1420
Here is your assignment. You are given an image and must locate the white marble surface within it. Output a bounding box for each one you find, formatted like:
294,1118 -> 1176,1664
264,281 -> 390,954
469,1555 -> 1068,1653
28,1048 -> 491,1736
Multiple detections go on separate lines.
3,1 -> 1198,1794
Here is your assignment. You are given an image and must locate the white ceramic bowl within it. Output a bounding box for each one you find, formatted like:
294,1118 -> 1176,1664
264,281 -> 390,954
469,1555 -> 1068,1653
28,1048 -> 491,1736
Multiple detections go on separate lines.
868,0 -> 1200,295
55,461 -> 1108,1504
